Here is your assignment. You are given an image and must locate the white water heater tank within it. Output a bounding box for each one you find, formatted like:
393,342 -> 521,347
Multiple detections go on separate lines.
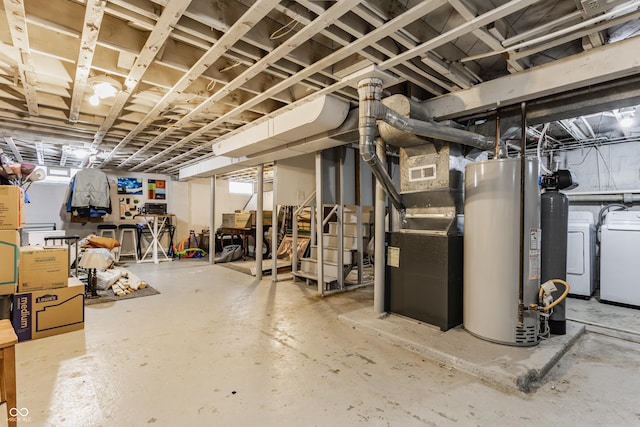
464,158 -> 541,346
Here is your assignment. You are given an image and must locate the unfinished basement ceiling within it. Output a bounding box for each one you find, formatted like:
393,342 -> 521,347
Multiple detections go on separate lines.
1,0 -> 640,178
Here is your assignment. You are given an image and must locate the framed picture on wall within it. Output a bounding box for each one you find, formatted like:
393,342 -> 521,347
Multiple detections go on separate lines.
117,177 -> 143,195
148,179 -> 166,200
119,197 -> 142,219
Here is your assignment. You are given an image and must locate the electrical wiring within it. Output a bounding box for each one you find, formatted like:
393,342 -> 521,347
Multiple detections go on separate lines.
270,19 -> 298,40
594,146 -> 618,190
537,122 -> 552,175
567,146 -> 594,167
595,203 -> 628,243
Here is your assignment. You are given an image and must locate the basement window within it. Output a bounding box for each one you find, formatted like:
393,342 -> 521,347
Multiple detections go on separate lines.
229,181 -> 253,195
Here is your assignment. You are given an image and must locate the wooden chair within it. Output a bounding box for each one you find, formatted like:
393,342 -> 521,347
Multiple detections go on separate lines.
0,320 -> 17,427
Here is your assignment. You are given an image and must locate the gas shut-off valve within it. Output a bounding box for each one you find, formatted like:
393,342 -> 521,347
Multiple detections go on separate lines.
538,280 -> 557,310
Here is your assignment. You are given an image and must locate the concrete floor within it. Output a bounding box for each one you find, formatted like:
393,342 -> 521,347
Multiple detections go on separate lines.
14,260 -> 640,426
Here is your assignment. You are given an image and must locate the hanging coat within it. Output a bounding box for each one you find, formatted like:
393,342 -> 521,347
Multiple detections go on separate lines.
70,168 -> 111,209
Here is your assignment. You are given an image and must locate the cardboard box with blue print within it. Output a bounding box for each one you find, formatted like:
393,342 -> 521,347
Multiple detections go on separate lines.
0,185 -> 24,230
18,246 -> 68,292
11,278 -> 85,342
0,230 -> 19,295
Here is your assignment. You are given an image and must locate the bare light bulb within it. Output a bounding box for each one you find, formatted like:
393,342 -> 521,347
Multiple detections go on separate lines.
620,116 -> 633,128
89,94 -> 100,106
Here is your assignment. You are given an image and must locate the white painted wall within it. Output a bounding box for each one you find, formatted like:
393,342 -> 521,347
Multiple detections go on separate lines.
186,177 -> 253,231
23,169 -> 174,239
563,142 -> 640,192
22,170 -> 263,253
171,180 -> 191,241
23,181 -> 71,231
561,141 -> 640,220
275,153 -> 315,205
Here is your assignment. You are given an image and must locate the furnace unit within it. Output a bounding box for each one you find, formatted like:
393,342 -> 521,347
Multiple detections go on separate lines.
385,143 -> 465,331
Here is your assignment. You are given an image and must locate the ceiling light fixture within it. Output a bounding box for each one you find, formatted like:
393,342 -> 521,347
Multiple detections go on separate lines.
88,75 -> 122,106
620,116 -> 634,128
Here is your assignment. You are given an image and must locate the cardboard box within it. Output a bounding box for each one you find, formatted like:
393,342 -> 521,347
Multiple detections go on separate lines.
12,279 -> 85,342
235,213 -> 251,228
221,212 -> 252,228
0,230 -> 19,295
0,186 -> 24,230
222,213 -> 235,228
19,246 -> 68,291
250,210 -> 273,226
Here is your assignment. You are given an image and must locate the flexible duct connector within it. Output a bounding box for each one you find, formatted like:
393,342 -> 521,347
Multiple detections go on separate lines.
358,78 -> 493,213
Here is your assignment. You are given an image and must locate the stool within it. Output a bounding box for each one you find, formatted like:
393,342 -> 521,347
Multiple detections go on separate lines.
97,224 -> 117,240
118,224 -> 139,261
0,319 -> 17,427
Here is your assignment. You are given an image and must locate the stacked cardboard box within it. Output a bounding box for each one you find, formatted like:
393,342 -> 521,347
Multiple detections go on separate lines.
12,277 -> 84,342
0,186 -> 24,296
0,230 -> 19,295
222,212 -> 252,228
1,185 -> 85,341
18,246 -> 68,291
0,185 -> 24,230
249,210 -> 273,227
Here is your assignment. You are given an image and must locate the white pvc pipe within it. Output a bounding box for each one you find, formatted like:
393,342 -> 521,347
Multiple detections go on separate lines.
565,189 -> 640,196
567,194 -> 640,204
464,0 -> 640,62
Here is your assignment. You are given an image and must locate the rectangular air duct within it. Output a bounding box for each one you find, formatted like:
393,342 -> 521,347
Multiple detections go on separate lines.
211,95 -> 350,158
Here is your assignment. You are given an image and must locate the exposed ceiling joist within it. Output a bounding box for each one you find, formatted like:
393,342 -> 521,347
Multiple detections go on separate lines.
130,0 -> 366,172
1,0 -> 640,178
101,0 -> 283,168
423,35 -> 640,120
3,0 -> 38,115
91,0 -> 194,147
3,136 -> 23,162
69,0 -> 106,123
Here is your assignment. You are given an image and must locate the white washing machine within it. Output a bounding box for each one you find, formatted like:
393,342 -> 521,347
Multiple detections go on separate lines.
566,211 -> 596,298
600,210 -> 640,306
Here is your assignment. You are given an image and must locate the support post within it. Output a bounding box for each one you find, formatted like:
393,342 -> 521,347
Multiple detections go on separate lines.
316,152 -> 324,294
256,165 -> 264,280
374,139 -> 386,314
271,162 -> 279,281
337,148 -> 344,290
209,175 -> 216,264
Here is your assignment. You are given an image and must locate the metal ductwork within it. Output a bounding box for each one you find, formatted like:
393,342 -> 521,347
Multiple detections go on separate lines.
357,77 -> 492,212
358,78 -> 494,332
358,79 -> 404,212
